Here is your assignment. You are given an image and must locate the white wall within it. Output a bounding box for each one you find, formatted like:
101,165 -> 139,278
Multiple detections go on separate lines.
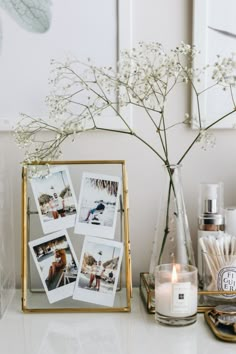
5,0 -> 236,287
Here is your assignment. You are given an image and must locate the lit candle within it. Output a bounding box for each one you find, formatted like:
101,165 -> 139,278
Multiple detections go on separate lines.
155,264 -> 198,326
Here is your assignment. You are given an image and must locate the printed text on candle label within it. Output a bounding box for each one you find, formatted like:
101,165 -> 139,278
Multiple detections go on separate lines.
217,267 -> 236,298
171,282 -> 191,314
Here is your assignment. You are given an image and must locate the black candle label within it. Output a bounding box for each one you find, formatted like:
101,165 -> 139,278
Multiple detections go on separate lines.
171,282 -> 191,313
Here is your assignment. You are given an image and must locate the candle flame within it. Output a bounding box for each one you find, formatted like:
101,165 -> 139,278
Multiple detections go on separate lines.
171,264 -> 178,283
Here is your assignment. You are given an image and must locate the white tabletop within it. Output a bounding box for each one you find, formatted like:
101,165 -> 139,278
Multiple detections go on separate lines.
0,289 -> 235,354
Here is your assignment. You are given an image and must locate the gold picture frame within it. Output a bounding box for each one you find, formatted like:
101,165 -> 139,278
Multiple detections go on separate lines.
22,160 -> 131,313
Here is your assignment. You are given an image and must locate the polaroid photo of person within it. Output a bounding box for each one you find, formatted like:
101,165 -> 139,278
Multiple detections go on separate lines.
73,236 -> 123,307
29,230 -> 79,304
74,172 -> 121,239
30,166 -> 77,234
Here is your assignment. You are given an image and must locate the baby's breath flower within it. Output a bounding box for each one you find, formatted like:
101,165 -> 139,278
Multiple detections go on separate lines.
14,42 -> 236,163
197,130 -> 216,150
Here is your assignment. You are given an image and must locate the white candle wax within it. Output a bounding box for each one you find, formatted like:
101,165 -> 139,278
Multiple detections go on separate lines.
155,282 -> 198,317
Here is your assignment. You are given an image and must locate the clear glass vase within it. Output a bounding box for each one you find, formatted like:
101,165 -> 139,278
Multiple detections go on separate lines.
149,164 -> 195,276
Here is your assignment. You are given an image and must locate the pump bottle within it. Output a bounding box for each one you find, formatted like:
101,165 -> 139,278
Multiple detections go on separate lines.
198,183 -> 225,287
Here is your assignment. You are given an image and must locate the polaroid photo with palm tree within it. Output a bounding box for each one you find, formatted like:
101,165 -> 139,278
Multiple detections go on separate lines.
74,172 -> 122,239
28,230 -> 79,304
30,166 -> 77,234
73,236 -> 123,307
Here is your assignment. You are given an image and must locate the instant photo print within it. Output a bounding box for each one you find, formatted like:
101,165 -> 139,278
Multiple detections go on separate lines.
30,166 -> 77,234
74,172 -> 121,239
73,236 -> 123,307
29,230 -> 78,304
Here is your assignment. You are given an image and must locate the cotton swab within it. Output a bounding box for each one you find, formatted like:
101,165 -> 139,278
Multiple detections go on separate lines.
199,237 -> 217,283
199,233 -> 236,291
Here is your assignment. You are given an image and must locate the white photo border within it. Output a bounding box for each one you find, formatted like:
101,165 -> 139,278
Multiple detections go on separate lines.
30,165 -> 77,234
73,236 -> 123,307
29,230 -> 79,304
74,172 -> 122,239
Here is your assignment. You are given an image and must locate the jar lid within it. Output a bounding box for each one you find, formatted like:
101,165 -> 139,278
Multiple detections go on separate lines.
213,305 -> 236,315
212,305 -> 236,328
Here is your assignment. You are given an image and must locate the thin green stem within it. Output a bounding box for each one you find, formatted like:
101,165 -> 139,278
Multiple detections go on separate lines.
198,82 -> 218,95
157,170 -> 173,265
93,127 -> 166,163
229,85 -> 236,107
177,108 -> 236,164
177,55 -> 202,129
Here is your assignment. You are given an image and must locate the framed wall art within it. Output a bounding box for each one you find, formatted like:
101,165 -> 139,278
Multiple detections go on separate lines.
22,160 -> 132,313
192,0 -> 236,129
0,0 -> 132,131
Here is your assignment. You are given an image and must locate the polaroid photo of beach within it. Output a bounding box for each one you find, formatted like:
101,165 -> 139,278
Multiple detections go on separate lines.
30,166 -> 77,234
29,230 -> 79,304
74,172 -> 121,239
73,236 -> 123,307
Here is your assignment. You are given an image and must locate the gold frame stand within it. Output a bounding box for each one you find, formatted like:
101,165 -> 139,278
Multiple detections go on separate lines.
22,160 -> 132,313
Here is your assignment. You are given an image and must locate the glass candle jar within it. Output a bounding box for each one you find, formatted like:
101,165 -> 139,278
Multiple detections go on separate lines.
155,264 -> 198,326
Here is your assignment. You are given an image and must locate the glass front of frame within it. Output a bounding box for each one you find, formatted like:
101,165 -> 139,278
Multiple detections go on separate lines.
22,160 -> 131,313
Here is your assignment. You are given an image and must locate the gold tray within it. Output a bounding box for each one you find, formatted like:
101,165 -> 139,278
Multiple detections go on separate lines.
204,310 -> 236,342
140,272 -> 155,313
140,272 -> 236,314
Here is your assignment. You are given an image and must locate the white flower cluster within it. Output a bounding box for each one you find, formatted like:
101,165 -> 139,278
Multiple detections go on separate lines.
45,94 -> 70,121
116,41 -> 200,112
14,42 -> 236,163
197,130 -> 216,150
212,53 -> 236,87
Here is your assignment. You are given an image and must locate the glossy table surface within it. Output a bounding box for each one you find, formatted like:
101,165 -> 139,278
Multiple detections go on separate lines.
0,289 -> 235,354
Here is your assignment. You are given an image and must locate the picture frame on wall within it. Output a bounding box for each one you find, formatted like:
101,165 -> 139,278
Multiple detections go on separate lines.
192,0 -> 236,129
0,0 -> 132,131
